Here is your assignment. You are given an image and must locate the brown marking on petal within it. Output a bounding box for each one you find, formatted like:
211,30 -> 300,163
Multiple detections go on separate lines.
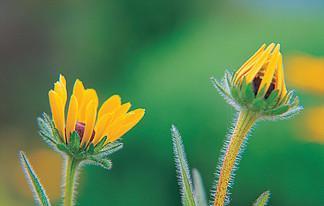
252,76 -> 276,99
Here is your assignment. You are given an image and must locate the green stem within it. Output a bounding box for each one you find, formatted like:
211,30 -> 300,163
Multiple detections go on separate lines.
63,157 -> 80,206
213,110 -> 258,206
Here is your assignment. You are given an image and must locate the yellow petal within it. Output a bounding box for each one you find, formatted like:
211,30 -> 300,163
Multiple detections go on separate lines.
108,109 -> 145,142
258,44 -> 280,94
276,53 -> 287,99
59,74 -> 66,87
66,95 -> 78,143
81,100 -> 98,146
101,103 -> 131,141
234,44 -> 266,83
72,79 -> 85,106
98,95 -> 121,119
54,82 -> 67,108
92,113 -> 114,145
245,43 -> 275,83
78,89 -> 98,122
49,90 -> 65,140
113,102 -> 131,119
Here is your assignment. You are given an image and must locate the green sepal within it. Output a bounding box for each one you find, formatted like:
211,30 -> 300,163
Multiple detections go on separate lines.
265,104 -> 290,116
243,83 -> 255,104
57,143 -> 70,154
94,141 -> 124,159
19,151 -> 51,206
230,86 -> 240,102
239,77 -> 247,100
94,136 -> 108,153
265,89 -> 279,108
251,98 -> 266,111
37,113 -> 64,149
88,157 -> 112,170
256,85 -> 267,99
69,132 -> 81,153
88,143 -> 95,154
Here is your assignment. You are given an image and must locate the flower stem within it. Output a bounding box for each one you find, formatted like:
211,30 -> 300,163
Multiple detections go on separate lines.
213,110 -> 258,206
63,157 -> 80,206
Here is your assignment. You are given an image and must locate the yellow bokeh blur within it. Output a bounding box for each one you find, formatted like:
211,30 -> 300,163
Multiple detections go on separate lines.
14,149 -> 62,201
286,55 -> 324,94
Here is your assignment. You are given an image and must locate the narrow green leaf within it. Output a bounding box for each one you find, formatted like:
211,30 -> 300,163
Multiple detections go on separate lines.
171,125 -> 196,206
19,151 -> 51,206
253,191 -> 271,206
192,169 -> 207,206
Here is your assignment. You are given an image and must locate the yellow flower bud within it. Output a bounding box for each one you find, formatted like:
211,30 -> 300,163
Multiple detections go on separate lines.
233,43 -> 287,100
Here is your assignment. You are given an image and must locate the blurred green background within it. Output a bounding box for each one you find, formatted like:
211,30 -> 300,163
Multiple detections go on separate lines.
1,0 -> 324,205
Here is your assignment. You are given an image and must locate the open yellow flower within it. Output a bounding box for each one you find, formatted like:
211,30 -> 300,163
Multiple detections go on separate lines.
233,43 -> 287,100
48,74 -> 145,147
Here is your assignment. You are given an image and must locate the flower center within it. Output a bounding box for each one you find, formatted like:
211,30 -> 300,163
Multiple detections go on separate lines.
74,121 -> 95,142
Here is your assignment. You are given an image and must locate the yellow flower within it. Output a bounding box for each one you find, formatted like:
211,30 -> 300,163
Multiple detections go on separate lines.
286,54 -> 324,94
233,43 -> 287,100
48,74 -> 145,146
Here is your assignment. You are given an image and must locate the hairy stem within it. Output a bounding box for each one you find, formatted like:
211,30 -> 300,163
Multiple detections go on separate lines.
63,157 -> 80,206
213,110 -> 258,206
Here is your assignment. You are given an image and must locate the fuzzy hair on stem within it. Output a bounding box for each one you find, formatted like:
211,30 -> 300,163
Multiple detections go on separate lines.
62,155 -> 80,206
211,111 -> 258,206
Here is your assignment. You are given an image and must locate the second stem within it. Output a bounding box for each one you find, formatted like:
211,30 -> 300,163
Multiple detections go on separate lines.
63,157 -> 80,206
213,110 -> 258,206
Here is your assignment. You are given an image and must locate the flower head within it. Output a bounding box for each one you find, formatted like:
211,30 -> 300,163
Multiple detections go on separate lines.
38,74 -> 145,165
233,43 -> 287,100
212,43 -> 302,119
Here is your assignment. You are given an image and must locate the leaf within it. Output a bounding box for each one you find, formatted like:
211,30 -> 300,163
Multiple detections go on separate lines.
192,169 -> 207,206
171,125 -> 196,206
19,151 -> 51,206
253,191 -> 271,206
